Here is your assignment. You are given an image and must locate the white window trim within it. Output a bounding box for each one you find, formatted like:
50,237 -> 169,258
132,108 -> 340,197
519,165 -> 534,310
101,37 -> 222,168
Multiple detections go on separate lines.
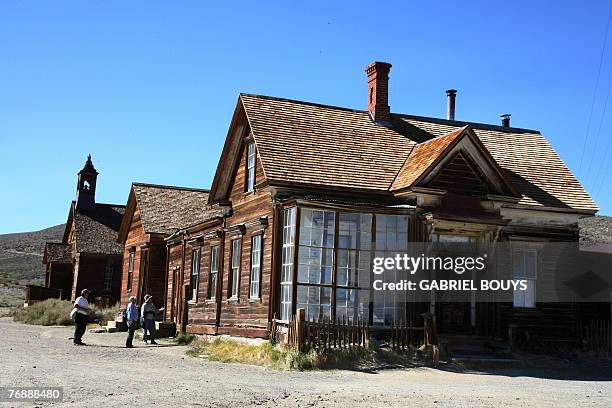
230,239 -> 241,299
513,248 -> 538,309
249,235 -> 262,299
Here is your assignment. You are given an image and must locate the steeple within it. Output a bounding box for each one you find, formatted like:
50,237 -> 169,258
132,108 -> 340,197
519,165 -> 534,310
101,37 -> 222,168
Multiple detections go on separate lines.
75,154 -> 98,212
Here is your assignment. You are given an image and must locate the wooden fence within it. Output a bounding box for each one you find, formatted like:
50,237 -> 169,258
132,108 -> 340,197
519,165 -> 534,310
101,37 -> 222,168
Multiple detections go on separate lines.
285,309 -> 425,352
583,320 -> 612,354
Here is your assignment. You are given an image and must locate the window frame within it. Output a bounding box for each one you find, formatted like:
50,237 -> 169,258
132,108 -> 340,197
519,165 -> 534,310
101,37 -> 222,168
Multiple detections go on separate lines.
249,234 -> 263,299
245,142 -> 256,193
512,248 -> 538,309
208,245 -> 220,300
104,259 -> 113,292
280,207 -> 296,321
190,248 -> 201,302
127,249 -> 135,292
229,238 -> 242,299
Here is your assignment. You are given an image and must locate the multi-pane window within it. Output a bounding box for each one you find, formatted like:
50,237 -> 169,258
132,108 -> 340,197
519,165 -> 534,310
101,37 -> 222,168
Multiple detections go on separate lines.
513,249 -> 537,308
249,235 -> 262,299
190,249 -> 201,301
280,208 -> 296,321
336,213 -> 372,322
246,142 -> 256,192
127,250 -> 135,291
297,209 -> 335,320
208,246 -> 219,299
230,239 -> 241,298
104,259 -> 113,292
372,215 -> 410,325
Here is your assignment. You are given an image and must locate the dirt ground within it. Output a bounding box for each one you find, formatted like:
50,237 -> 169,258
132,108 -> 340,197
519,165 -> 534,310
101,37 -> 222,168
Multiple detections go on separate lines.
1,317 -> 611,407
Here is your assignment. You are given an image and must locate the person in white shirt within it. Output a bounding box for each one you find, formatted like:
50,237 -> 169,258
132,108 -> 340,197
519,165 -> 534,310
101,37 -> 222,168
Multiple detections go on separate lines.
72,289 -> 91,345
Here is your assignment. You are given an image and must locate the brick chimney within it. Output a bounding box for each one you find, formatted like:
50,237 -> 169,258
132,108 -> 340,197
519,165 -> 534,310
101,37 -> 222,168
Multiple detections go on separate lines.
365,61 -> 392,123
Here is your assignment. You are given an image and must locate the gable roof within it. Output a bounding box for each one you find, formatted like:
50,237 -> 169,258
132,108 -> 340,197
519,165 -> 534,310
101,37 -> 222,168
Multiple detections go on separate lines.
240,93 -> 416,192
119,183 -> 223,242
395,115 -> 597,211
391,127 -> 465,190
63,202 -> 126,255
224,93 -> 597,213
390,126 -> 520,198
43,242 -> 72,264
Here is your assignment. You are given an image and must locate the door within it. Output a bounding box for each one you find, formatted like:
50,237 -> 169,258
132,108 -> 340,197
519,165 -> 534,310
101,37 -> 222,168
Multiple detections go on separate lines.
138,248 -> 149,305
170,267 -> 181,322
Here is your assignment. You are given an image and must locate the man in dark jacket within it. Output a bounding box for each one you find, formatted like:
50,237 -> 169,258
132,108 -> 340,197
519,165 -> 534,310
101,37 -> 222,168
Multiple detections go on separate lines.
125,296 -> 139,348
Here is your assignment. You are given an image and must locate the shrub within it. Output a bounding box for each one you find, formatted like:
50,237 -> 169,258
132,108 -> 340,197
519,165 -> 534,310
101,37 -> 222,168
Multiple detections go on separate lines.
13,299 -> 73,326
90,303 -> 119,326
12,299 -> 119,326
175,332 -> 197,345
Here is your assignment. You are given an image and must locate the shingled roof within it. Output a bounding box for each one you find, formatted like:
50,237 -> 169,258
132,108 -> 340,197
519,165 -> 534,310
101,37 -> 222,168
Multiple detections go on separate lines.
66,202 -> 125,255
121,183 -> 223,239
43,242 -> 72,264
236,94 -> 597,213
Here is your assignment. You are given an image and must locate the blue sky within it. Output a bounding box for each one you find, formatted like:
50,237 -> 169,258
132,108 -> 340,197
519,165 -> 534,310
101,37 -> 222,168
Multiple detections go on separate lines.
1,1 -> 612,233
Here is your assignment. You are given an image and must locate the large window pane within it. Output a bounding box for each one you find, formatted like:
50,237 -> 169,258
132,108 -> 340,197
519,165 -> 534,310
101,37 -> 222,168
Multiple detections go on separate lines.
297,285 -> 332,321
336,288 -> 369,322
372,214 -> 410,325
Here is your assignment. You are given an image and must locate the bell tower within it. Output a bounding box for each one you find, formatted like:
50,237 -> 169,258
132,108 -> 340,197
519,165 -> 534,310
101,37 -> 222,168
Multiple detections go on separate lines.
75,154 -> 98,212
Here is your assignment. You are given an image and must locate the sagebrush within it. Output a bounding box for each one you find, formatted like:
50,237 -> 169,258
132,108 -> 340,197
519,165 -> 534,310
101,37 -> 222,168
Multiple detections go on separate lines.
12,299 -> 118,326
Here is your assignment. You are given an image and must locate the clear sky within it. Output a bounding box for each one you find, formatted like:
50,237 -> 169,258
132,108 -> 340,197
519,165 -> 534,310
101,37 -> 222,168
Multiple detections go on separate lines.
1,0 -> 612,234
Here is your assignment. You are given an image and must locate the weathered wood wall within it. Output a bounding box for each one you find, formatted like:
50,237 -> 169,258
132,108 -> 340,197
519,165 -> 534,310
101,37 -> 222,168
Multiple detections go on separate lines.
185,133 -> 275,338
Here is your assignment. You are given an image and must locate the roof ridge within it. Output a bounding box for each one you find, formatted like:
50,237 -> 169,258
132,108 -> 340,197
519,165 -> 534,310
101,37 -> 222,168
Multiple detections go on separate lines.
132,182 -> 211,193
240,93 -> 367,115
240,93 -> 541,134
394,113 -> 540,134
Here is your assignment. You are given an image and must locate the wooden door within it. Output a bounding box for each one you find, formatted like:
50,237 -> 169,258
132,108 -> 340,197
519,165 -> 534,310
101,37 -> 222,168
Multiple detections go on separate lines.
138,248 -> 149,304
170,267 -> 181,322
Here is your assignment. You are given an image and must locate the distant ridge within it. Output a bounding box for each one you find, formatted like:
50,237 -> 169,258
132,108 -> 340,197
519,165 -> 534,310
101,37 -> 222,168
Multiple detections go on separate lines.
0,224 -> 65,307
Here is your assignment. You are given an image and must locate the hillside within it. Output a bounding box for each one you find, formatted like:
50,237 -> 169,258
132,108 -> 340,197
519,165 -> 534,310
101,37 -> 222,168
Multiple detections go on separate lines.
0,224 -> 65,306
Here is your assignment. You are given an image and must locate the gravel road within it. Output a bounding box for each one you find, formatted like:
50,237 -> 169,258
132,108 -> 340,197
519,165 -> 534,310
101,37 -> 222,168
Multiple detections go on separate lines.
1,317 -> 611,407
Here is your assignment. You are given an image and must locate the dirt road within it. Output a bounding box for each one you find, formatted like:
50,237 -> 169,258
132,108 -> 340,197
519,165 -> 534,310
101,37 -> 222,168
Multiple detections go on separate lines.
0,317 -> 610,407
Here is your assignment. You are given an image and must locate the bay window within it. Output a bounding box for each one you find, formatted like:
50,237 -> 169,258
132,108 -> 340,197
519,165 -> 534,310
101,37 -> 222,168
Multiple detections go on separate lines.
280,208 -> 296,321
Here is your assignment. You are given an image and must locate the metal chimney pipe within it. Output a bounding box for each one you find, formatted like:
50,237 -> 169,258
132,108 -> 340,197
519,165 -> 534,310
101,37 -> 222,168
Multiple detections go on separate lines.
500,114 -> 511,127
446,89 -> 457,120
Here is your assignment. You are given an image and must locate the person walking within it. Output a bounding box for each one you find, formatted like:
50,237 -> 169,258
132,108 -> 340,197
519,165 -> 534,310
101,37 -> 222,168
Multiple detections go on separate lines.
72,289 -> 91,345
141,294 -> 163,345
125,296 -> 139,348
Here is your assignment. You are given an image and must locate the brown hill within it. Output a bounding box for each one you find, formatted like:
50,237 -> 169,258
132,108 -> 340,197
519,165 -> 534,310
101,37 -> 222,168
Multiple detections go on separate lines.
0,224 -> 65,306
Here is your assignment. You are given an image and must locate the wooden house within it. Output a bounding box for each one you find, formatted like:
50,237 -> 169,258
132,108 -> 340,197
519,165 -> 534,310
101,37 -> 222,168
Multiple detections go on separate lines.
164,61 -> 604,342
117,183 -> 221,309
42,155 -> 125,304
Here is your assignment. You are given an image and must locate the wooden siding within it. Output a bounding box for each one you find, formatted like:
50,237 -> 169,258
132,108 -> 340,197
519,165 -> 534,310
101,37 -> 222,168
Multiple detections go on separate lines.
185,131 -> 276,338
119,205 -> 167,308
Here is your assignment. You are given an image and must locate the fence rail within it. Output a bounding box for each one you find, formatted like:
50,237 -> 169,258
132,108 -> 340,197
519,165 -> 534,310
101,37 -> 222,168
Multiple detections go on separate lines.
584,320 -> 612,354
285,309 -> 426,352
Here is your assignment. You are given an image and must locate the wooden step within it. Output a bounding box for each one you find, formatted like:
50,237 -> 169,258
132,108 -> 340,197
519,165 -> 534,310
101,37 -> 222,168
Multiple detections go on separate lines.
107,320 -> 128,332
155,321 -> 177,338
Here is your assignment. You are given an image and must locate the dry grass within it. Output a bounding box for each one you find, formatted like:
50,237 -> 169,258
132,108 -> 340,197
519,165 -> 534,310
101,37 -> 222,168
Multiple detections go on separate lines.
185,337 -> 415,371
187,337 -> 325,370
13,299 -> 73,325
12,299 -> 118,326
